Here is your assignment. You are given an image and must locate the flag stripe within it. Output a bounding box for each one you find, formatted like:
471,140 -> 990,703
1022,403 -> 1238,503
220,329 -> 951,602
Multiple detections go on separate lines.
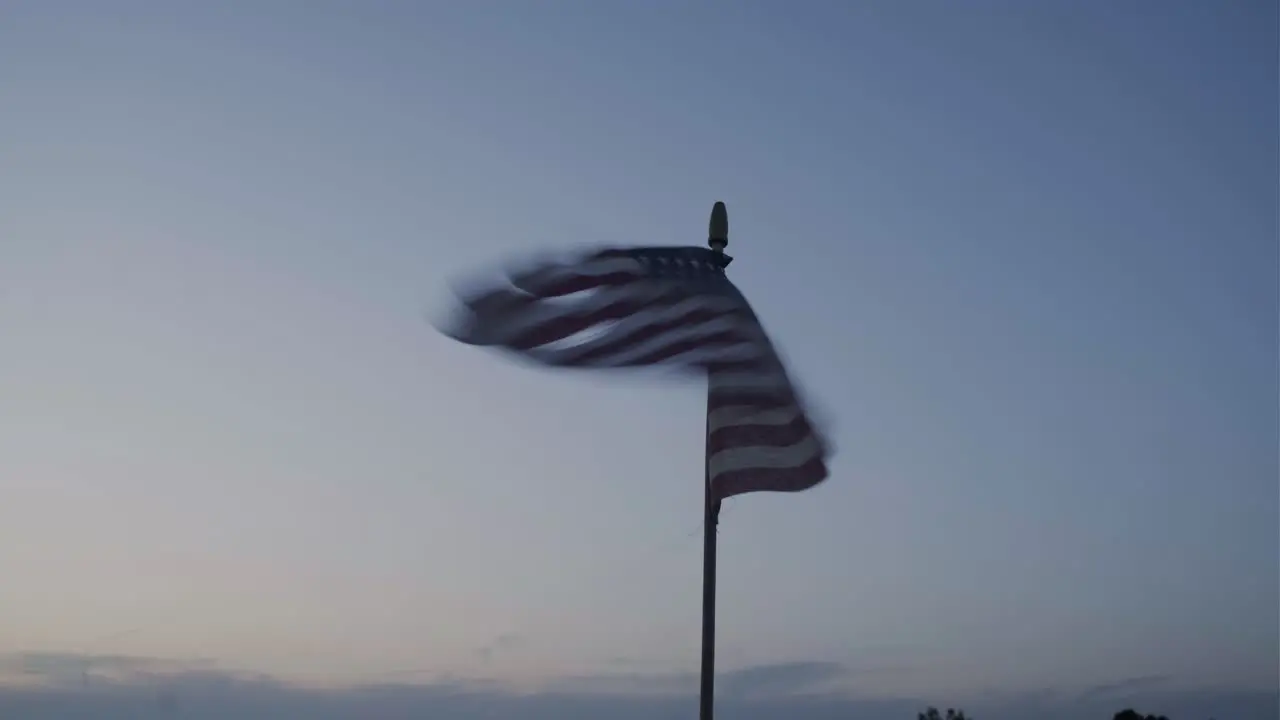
708,405 -> 800,432
510,255 -> 647,297
535,296 -> 744,363
712,455 -> 829,499
563,303 -> 745,364
708,368 -> 798,412
528,318 -> 764,368
708,411 -> 814,455
505,286 -> 681,349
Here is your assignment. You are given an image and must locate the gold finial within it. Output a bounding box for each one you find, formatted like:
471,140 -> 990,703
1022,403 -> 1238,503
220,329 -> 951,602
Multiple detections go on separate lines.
708,201 -> 728,253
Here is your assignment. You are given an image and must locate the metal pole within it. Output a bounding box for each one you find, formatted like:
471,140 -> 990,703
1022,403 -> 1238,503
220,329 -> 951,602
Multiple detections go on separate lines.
699,201 -> 730,720
699,402 -> 720,720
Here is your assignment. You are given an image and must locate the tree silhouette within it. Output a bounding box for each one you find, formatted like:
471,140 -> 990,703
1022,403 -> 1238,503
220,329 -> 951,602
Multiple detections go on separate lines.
917,705 -> 1181,720
918,706 -> 971,720
1113,708 -> 1169,720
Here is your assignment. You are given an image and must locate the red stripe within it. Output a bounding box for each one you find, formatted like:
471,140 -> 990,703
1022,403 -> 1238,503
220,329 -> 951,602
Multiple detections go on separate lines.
560,311 -> 754,365
708,412 -> 815,455
707,386 -> 796,412
710,456 -> 829,500
702,359 -> 770,372
620,328 -> 759,366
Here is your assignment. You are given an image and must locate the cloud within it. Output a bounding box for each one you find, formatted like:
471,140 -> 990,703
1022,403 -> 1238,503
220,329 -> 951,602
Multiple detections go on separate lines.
549,659 -> 906,699
476,632 -> 525,664
1078,675 -> 1172,700
719,661 -> 848,698
0,652 -> 222,689
0,653 -> 1275,720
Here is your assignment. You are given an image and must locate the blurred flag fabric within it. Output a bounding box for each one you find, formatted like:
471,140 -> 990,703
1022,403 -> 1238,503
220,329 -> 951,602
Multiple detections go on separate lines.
442,244 -> 830,501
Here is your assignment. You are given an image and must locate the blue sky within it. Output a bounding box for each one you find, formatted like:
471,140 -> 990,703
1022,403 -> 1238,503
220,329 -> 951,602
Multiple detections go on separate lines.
1,1 -> 1276,718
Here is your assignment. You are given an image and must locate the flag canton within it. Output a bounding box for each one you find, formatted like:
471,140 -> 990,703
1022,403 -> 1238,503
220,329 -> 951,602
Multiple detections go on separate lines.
616,246 -> 733,282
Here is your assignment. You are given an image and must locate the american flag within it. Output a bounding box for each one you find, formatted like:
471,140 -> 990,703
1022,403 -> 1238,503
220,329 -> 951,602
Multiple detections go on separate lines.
444,244 -> 829,501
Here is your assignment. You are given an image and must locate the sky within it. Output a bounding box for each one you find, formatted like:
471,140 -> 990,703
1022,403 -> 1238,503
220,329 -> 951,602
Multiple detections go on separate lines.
1,1 -> 1276,718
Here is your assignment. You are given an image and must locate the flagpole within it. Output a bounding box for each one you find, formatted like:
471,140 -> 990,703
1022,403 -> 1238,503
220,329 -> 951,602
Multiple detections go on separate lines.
700,200 -> 730,720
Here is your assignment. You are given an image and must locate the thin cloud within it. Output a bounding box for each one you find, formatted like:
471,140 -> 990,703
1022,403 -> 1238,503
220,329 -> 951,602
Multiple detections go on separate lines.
549,660 -> 905,699
1079,675 -> 1173,700
719,661 -> 848,698
0,652 -> 1274,720
0,653 -> 219,689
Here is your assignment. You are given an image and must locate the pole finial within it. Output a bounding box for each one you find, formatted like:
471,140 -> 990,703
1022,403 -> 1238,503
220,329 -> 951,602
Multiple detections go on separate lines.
708,201 -> 728,253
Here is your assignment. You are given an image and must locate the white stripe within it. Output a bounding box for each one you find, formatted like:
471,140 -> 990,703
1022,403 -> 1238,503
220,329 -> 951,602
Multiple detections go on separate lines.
708,435 -> 823,479
708,405 -> 802,433
554,294 -> 740,357
589,316 -> 751,366
482,285 -> 666,345
527,313 -> 761,367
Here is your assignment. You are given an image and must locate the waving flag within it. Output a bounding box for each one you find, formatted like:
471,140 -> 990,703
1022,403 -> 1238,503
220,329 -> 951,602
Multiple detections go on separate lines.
444,244 -> 829,500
